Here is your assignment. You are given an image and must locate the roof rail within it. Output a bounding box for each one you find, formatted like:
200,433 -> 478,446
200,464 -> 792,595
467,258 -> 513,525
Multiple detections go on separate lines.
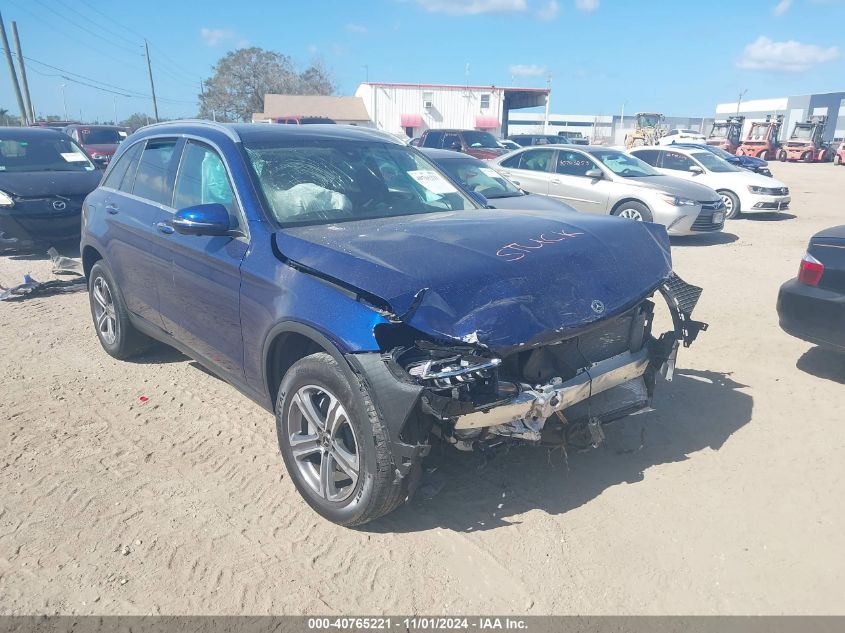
135,118 -> 241,142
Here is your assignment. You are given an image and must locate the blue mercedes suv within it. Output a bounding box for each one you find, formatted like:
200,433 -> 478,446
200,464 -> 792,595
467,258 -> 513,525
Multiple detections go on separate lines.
81,121 -> 706,526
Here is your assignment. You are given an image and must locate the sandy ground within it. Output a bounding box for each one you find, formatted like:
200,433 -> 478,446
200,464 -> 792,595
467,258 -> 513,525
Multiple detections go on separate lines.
0,162 -> 843,616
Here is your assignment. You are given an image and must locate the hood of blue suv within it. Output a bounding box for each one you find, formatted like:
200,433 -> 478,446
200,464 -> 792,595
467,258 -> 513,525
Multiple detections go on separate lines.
274,209 -> 673,355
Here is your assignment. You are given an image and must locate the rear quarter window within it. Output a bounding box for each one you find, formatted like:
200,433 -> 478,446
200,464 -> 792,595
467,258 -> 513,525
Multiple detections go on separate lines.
102,142 -> 143,191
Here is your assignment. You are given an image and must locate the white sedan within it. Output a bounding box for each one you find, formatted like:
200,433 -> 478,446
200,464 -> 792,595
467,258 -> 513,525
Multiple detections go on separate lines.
629,146 -> 790,219
658,129 -> 706,145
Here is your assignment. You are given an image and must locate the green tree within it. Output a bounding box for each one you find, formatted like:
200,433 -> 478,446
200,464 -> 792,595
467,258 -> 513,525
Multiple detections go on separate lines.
119,113 -> 161,131
198,47 -> 335,122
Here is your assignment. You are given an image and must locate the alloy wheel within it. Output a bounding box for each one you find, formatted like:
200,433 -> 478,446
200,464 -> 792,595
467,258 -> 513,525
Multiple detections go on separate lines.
287,385 -> 360,502
618,208 -> 644,221
92,276 -> 117,345
721,195 -> 734,215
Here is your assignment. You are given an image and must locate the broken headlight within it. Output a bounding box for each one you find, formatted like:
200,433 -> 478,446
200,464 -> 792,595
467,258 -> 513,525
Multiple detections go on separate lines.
393,344 -> 501,391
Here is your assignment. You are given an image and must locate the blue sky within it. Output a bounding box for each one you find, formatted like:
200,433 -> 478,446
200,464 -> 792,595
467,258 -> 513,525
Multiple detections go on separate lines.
2,0 -> 843,122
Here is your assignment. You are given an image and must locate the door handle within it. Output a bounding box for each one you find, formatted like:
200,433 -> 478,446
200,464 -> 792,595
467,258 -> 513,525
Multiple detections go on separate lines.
551,179 -> 561,184
105,203 -> 119,215
156,221 -> 174,235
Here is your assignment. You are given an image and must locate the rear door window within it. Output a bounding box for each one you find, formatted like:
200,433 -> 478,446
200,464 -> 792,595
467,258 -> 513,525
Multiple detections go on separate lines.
633,149 -> 660,166
132,139 -> 179,206
421,131 -> 443,148
517,148 -> 554,172
661,150 -> 695,171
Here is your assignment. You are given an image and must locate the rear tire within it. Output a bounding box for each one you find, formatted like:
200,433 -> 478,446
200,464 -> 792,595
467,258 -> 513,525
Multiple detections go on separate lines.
759,150 -> 768,161
778,150 -> 787,162
612,201 -> 653,223
275,352 -> 405,527
834,155 -> 842,166
718,190 -> 741,219
88,260 -> 152,359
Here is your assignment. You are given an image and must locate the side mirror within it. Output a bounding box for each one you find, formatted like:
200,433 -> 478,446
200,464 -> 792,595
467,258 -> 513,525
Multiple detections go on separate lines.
172,203 -> 232,237
450,142 -> 462,152
585,168 -> 603,179
689,165 -> 704,174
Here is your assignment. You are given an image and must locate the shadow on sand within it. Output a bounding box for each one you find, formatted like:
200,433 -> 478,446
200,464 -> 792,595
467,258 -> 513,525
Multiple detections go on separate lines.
796,346 -> 845,384
367,369 -> 753,533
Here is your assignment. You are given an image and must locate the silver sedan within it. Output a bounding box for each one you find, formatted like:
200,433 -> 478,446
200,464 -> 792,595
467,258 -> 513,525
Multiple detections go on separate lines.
488,145 -> 726,235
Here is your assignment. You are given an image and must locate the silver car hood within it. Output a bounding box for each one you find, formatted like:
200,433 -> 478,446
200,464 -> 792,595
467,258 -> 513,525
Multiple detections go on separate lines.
614,174 -> 719,201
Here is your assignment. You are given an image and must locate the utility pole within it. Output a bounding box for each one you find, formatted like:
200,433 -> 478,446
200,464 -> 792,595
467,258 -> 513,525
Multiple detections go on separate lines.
60,84 -> 67,120
11,22 -> 34,123
543,75 -> 552,134
113,95 -> 117,124
0,11 -> 28,125
144,39 -> 159,122
736,89 -> 747,116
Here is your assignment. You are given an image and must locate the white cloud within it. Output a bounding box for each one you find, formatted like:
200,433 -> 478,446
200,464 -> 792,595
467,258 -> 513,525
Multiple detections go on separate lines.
575,0 -> 599,11
200,27 -> 235,46
509,63 -> 548,76
536,0 -> 559,20
772,0 -> 792,14
345,23 -> 368,34
737,36 -> 839,72
415,0 -> 527,15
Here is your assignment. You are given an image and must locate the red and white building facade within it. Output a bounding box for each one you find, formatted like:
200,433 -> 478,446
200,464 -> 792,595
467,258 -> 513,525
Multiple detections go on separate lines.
354,82 -> 549,139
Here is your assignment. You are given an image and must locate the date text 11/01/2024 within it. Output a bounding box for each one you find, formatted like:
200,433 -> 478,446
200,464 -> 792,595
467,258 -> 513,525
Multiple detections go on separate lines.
307,617 -> 529,630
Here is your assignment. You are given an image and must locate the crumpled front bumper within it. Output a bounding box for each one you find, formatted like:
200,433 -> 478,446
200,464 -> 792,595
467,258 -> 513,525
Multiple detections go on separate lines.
455,346 -> 652,429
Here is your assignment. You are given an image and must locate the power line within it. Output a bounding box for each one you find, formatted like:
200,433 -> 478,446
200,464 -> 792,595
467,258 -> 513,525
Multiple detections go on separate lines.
38,0 -> 142,57
75,0 -> 202,83
1,47 -> 196,105
7,0 -> 147,73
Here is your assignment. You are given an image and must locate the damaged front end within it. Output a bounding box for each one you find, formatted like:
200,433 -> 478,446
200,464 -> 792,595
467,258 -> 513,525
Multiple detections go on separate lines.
351,272 -> 706,470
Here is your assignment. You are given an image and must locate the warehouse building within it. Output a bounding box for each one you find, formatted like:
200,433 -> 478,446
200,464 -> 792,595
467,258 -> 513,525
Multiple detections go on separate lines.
354,82 -> 550,138
714,92 -> 845,142
507,112 -> 715,145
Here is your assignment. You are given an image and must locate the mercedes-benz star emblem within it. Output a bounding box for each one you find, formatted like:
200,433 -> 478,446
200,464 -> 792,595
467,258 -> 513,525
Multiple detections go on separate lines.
591,300 -> 605,315
52,200 -> 67,211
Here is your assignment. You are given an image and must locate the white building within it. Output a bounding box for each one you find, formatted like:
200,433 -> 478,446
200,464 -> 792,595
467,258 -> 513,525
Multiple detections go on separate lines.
715,92 -> 845,142
354,82 -> 549,138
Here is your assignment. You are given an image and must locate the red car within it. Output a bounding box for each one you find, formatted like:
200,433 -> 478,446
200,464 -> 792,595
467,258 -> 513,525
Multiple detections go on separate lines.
63,124 -> 128,167
418,128 -> 508,160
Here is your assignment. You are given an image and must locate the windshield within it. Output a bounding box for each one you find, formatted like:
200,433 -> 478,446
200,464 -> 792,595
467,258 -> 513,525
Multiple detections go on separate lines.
591,150 -> 659,177
748,123 -> 769,140
462,131 -> 500,149
437,157 -> 522,199
691,152 -> 741,173
790,126 -> 813,140
244,140 -> 476,226
0,135 -> 96,173
638,114 -> 661,128
709,124 -> 728,138
81,128 -> 123,145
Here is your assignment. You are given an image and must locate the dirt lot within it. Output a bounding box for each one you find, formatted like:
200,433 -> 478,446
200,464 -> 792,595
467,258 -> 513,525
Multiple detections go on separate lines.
1,161 -> 843,615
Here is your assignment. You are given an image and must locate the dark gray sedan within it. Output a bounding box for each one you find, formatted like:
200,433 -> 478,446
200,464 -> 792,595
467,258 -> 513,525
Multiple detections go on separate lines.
420,148 -> 576,212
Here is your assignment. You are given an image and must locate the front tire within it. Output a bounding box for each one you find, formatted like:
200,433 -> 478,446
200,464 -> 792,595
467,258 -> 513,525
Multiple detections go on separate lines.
275,352 -> 404,526
759,150 -> 768,161
778,150 -> 787,162
718,190 -> 741,219
834,155 -> 842,166
88,261 -> 151,359
612,201 -> 653,223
